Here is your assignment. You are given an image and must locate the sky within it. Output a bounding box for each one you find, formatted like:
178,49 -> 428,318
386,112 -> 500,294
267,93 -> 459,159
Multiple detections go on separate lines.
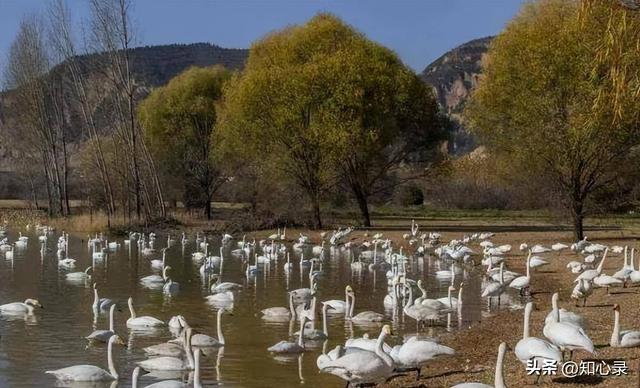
0,0 -> 527,72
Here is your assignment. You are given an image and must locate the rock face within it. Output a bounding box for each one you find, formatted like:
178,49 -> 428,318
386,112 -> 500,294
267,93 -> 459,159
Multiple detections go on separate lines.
421,36 -> 492,116
420,36 -> 493,154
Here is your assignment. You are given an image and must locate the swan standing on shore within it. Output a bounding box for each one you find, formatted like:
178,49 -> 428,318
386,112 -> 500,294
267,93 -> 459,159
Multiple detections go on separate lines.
543,294 -> 594,360
514,302 -> 561,381
452,342 -> 507,388
46,334 -> 126,381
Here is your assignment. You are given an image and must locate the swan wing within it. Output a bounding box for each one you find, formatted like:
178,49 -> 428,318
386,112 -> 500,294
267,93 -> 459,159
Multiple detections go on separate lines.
137,356 -> 187,371
46,365 -> 113,381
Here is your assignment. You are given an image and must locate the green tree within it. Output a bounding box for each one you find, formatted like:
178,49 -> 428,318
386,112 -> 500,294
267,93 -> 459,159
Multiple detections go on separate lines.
138,65 -> 230,219
465,0 -> 640,240
217,13 -> 442,228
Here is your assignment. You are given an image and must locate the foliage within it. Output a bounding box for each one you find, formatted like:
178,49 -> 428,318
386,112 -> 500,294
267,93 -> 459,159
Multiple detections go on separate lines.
139,65 -> 231,218
465,0 -> 640,239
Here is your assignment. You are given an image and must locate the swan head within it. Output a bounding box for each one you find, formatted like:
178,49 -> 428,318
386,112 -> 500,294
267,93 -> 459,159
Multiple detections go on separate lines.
448,285 -> 456,292
382,324 -> 393,336
613,304 -> 620,312
345,285 -> 353,292
110,334 -> 127,347
24,299 -> 43,309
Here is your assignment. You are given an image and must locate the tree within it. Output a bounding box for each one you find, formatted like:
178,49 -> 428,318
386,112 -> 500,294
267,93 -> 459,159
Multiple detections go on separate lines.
139,65 -> 230,219
217,13 -> 442,228
465,0 -> 640,240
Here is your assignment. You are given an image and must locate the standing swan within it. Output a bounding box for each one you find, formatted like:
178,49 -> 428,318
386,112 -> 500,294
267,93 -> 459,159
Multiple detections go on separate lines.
543,294 -> 594,360
610,304 -> 640,347
514,302 -> 561,379
126,297 -> 165,328
452,342 -> 507,388
46,334 -> 126,381
319,325 -> 395,386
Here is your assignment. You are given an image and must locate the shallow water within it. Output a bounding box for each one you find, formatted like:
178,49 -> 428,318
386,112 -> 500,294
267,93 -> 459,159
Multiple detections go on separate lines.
0,229 -> 495,388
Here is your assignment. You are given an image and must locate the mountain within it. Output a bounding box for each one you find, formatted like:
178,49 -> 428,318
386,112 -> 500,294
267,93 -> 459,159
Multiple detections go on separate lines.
420,37 -> 492,155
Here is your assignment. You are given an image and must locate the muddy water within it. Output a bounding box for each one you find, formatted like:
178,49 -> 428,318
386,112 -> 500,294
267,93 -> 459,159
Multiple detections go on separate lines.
0,229 -> 495,387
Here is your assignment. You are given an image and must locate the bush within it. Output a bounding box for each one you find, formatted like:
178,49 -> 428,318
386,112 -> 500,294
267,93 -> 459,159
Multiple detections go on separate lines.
394,184 -> 424,207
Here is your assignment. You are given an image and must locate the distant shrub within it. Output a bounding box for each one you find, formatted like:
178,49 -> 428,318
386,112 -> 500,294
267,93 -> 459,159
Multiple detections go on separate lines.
394,184 -> 424,207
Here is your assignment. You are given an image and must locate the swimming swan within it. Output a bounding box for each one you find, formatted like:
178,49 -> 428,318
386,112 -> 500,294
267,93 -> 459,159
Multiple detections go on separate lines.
87,304 -> 117,343
126,297 -> 165,328
46,334 -> 126,381
0,298 -> 43,315
138,328 -> 195,371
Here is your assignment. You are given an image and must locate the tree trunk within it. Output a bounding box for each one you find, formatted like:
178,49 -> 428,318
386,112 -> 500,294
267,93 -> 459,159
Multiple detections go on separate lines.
311,193 -> 322,230
571,200 -> 584,241
352,185 -> 371,227
205,197 -> 212,220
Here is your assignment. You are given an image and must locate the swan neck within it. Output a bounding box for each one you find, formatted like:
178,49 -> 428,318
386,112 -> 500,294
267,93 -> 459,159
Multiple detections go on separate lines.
375,330 -> 393,367
552,295 -> 560,322
93,288 -> 99,307
217,309 -> 225,345
322,306 -> 328,336
289,294 -> 295,317
611,309 -> 620,346
298,319 -> 305,348
597,250 -> 607,273
494,345 -> 506,388
193,350 -> 202,388
107,337 -> 118,379
109,306 -> 115,332
349,292 -> 355,318
523,304 -> 531,339
185,331 -> 195,369
526,253 -> 531,278
128,298 -> 136,319
132,368 -> 139,388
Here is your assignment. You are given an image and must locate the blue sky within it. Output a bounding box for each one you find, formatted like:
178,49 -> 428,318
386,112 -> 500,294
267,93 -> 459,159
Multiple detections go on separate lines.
0,0 -> 526,72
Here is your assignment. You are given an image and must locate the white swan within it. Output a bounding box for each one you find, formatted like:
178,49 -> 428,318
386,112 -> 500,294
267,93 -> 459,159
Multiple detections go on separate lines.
87,304 -> 117,343
514,302 -> 561,373
319,325 -> 395,386
509,251 -> 532,294
175,309 -> 227,347
414,280 -> 447,311
390,336 -> 455,381
544,292 -> 587,329
543,293 -> 594,359
610,304 -> 640,348
593,274 -> 623,293
66,266 -> 92,281
347,289 -> 384,323
206,291 -> 235,306
132,349 -> 201,388
571,278 -> 592,307
150,248 -> 167,270
322,285 -> 351,314
438,283 -> 463,309
138,328 -> 194,371
268,315 -> 308,354
93,283 -> 115,311
163,267 -> 180,296
261,292 -> 295,321
294,303 -> 329,340
575,248 -> 608,281
46,334 -> 126,381
126,297 -> 165,328
140,266 -> 170,288
452,342 -> 507,388
0,298 -> 43,315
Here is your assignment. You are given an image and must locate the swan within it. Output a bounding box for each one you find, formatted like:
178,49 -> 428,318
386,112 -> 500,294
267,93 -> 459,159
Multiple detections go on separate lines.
65,266 -> 92,281
347,289 -> 385,323
571,278 -> 592,307
438,283 -> 463,309
268,315 -> 308,354
593,274 -> 623,294
58,257 -> 76,269
529,255 -> 549,270
206,291 -> 234,306
87,304 -> 117,343
144,334 -> 184,357
126,297 -> 165,328
93,284 -> 116,312
543,293 -> 594,360
175,309 -> 227,347
509,251 -> 532,295
403,284 -> 441,329
322,285 -> 351,315
138,328 -> 195,371
610,304 -> 640,347
575,248 -> 608,281
544,292 -> 587,329
261,292 -> 295,321
294,303 -> 329,340
319,325 -> 395,386
150,248 -> 167,270
210,276 -> 243,294
283,252 -> 293,272
140,266 -> 170,287
514,302 -> 561,377
0,298 -> 43,315
552,243 -> 568,251
133,349 -> 201,388
451,342 -> 507,388
46,334 -> 126,381
628,248 -> 640,285
390,336 -> 455,381
481,262 -> 506,305
414,280 -> 447,311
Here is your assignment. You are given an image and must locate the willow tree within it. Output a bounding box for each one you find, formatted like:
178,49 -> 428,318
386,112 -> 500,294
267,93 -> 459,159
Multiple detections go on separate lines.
217,13 -> 442,228
465,0 -> 640,240
139,65 -> 230,219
